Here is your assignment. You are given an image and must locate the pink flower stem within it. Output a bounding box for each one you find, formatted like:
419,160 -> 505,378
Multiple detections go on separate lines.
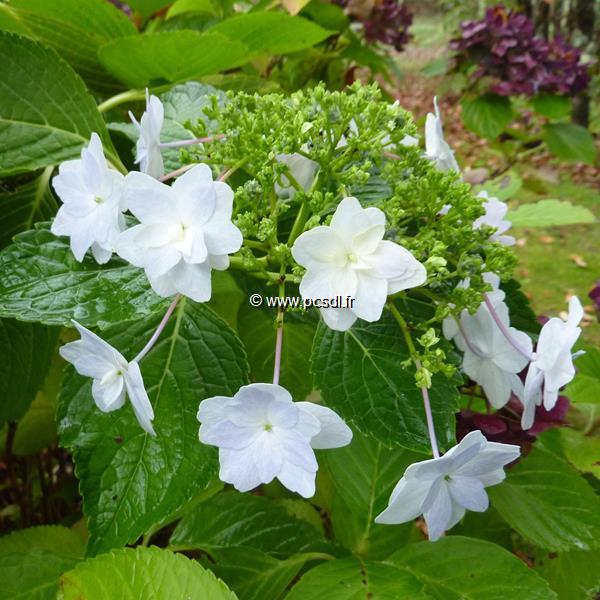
134,295 -> 181,363
272,318 -> 283,386
383,151 -> 401,160
415,358 -> 440,458
483,293 -> 532,360
158,134 -> 225,149
456,318 -> 483,357
159,163 -> 195,182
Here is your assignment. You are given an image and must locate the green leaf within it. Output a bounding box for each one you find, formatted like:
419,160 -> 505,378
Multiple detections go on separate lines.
126,0 -> 173,18
0,525 -> 84,600
532,95 -> 572,120
311,308 -> 458,451
565,346 -> 600,405
0,525 -> 84,558
286,557 -> 430,599
324,430 -> 421,558
238,304 -> 316,401
388,536 -> 556,600
59,546 -> 236,600
0,168 -> 56,249
170,490 -> 326,557
167,0 -> 220,19
461,94 -> 513,139
98,31 -> 248,88
301,0 -> 349,31
0,319 -> 58,426
558,428 -> 600,479
3,0 -> 137,93
0,223 -> 167,329
0,32 -> 118,177
500,279 -> 541,335
208,12 -> 333,61
202,547 -> 323,600
58,300 -> 249,556
489,447 -> 600,551
543,123 -> 597,165
534,548 -> 600,600
507,199 -> 595,228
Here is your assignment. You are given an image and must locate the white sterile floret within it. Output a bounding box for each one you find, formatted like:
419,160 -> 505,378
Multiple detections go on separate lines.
116,164 -> 243,302
473,191 -> 515,246
443,282 -> 532,409
129,91 -> 164,179
292,197 -> 427,331
275,151 -> 319,199
59,321 -> 155,436
197,383 -> 352,498
424,97 -> 459,173
521,296 -> 584,429
51,133 -> 125,264
375,430 -> 519,541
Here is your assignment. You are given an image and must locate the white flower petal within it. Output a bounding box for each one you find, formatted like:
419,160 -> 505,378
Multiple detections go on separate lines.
448,475 -> 489,512
124,361 -> 155,436
296,402 -> 352,449
375,476 -> 434,524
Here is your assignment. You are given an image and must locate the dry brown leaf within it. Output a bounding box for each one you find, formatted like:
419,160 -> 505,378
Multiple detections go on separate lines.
570,254 -> 588,268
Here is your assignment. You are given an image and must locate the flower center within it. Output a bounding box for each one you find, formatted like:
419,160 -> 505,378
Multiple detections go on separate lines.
168,223 -> 187,242
347,252 -> 358,263
444,474 -> 451,482
263,423 -> 273,432
94,196 -> 105,205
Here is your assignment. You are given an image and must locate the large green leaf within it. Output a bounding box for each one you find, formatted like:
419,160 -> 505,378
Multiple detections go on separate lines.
125,0 -> 173,18
59,546 -> 236,600
489,447 -> 600,551
532,95 -> 571,120
324,430 -> 421,558
388,536 -> 556,600
0,525 -> 84,600
565,346 -> 600,405
543,123 -> 597,165
500,279 -> 541,335
58,300 -> 249,555
0,319 -> 58,426
286,557 -> 430,599
0,32 -> 117,177
2,0 -> 137,93
98,31 -> 248,88
238,304 -> 316,401
311,309 -> 458,451
170,490 -> 326,557
208,11 -> 333,62
0,223 -> 167,329
534,548 -> 600,600
202,547 -> 324,600
507,199 -> 595,228
0,168 -> 56,249
461,94 -> 513,139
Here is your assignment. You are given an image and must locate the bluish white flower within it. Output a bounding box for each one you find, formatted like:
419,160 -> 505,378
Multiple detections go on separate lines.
116,164 -> 242,302
375,430 -> 520,541
292,197 -> 427,331
444,279 -> 532,409
197,383 -> 352,497
129,91 -> 164,179
473,191 -> 515,246
59,321 -> 155,435
51,133 -> 125,264
425,97 -> 459,173
521,296 -> 584,429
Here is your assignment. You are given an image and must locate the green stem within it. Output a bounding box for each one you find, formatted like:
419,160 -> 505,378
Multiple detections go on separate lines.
97,85 -> 172,114
287,201 -> 310,245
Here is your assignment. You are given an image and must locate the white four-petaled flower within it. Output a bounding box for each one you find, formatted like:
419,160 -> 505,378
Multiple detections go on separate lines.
443,276 -> 532,409
59,321 -> 155,436
521,296 -> 584,429
473,191 -> 515,246
51,133 -> 125,264
129,91 -> 164,179
424,97 -> 459,173
197,383 -> 352,498
292,197 -> 427,331
116,164 -> 242,302
375,430 -> 520,541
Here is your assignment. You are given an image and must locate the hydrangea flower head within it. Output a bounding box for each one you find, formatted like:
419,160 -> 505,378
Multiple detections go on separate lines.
51,133 -> 125,264
116,164 -> 243,302
424,97 -> 459,173
59,321 -> 155,435
292,197 -> 427,331
129,91 -> 164,178
375,430 -> 520,540
197,383 -> 352,497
